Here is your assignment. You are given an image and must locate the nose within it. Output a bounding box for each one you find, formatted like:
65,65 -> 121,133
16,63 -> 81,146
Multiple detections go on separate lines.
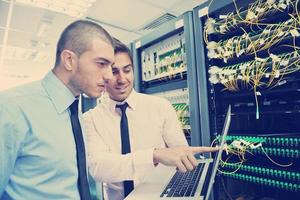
103,66 -> 113,82
116,71 -> 126,84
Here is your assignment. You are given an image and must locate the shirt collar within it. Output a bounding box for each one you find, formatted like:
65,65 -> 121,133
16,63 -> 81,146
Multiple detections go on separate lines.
42,71 -> 76,114
108,89 -> 138,112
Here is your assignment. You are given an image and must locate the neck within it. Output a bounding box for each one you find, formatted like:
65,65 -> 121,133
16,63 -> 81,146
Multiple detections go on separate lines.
52,67 -> 79,97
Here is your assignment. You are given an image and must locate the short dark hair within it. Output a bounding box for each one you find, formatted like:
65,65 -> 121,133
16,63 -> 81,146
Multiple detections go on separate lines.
113,38 -> 133,65
54,20 -> 113,67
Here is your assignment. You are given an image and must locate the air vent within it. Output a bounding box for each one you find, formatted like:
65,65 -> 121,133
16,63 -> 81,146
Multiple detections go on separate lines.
140,13 -> 176,31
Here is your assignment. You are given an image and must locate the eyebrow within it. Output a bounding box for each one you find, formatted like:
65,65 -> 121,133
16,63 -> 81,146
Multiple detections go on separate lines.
112,64 -> 132,69
95,57 -> 112,64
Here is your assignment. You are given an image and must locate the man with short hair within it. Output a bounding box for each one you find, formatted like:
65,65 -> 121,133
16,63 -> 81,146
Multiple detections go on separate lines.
0,20 -> 114,200
84,39 -> 218,200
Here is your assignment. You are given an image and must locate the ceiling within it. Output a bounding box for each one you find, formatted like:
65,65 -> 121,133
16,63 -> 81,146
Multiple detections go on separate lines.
0,0 -> 206,90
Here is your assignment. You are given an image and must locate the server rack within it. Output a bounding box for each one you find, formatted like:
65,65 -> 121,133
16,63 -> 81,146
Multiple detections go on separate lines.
132,11 -> 200,145
193,0 -> 300,199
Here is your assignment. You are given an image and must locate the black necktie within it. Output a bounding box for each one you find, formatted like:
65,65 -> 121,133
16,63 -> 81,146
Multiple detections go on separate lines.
116,103 -> 134,198
70,99 -> 91,200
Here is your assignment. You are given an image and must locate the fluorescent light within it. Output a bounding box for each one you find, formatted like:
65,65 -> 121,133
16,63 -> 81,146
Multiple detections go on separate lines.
15,0 -> 96,18
36,22 -> 49,38
3,45 -> 49,62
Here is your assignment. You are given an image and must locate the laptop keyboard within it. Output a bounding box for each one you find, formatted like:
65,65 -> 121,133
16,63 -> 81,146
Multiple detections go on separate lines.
160,163 -> 205,197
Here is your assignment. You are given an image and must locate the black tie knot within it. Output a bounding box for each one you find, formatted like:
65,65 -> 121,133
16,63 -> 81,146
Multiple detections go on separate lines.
70,99 -> 79,114
116,102 -> 128,113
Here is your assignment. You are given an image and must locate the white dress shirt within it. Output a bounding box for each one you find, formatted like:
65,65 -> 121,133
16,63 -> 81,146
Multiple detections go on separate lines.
83,90 -> 188,200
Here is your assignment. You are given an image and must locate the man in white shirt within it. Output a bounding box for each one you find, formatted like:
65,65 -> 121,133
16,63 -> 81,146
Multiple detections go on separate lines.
83,39 -> 218,200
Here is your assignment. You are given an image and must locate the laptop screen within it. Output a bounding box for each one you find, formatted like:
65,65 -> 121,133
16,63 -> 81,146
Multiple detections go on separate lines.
205,105 -> 231,200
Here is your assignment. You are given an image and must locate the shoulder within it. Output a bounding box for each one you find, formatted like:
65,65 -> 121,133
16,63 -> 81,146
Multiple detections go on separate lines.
0,84 -> 39,135
0,81 -> 46,127
0,80 -> 43,106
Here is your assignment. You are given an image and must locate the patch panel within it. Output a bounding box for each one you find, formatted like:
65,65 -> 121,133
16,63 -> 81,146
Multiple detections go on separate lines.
153,88 -> 190,130
222,135 -> 266,144
250,147 -> 299,158
153,88 -> 189,104
204,0 -> 295,36
267,137 -> 300,147
206,17 -> 298,62
220,135 -> 300,147
226,173 -> 300,192
141,32 -> 186,82
222,163 -> 300,182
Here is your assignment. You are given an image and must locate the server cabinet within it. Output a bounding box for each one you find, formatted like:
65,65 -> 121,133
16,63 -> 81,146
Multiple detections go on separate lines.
193,0 -> 300,199
132,11 -> 200,145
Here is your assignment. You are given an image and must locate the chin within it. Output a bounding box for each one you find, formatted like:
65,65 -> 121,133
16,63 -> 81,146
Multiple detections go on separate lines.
91,94 -> 102,98
86,91 -> 102,98
112,95 -> 126,102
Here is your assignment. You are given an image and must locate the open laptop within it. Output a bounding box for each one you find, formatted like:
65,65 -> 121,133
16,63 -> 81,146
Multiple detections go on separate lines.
125,105 -> 231,200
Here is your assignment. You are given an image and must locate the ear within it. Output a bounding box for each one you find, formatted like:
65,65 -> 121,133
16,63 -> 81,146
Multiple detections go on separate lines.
60,49 -> 77,71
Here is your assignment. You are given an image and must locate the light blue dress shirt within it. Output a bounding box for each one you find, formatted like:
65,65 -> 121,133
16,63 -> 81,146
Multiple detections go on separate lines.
0,71 -> 81,200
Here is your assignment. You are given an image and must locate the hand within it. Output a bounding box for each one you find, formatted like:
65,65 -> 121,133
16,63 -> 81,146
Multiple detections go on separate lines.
153,146 -> 219,173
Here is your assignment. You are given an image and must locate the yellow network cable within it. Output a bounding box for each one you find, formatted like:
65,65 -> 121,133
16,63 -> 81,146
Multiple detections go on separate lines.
260,146 -> 293,167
